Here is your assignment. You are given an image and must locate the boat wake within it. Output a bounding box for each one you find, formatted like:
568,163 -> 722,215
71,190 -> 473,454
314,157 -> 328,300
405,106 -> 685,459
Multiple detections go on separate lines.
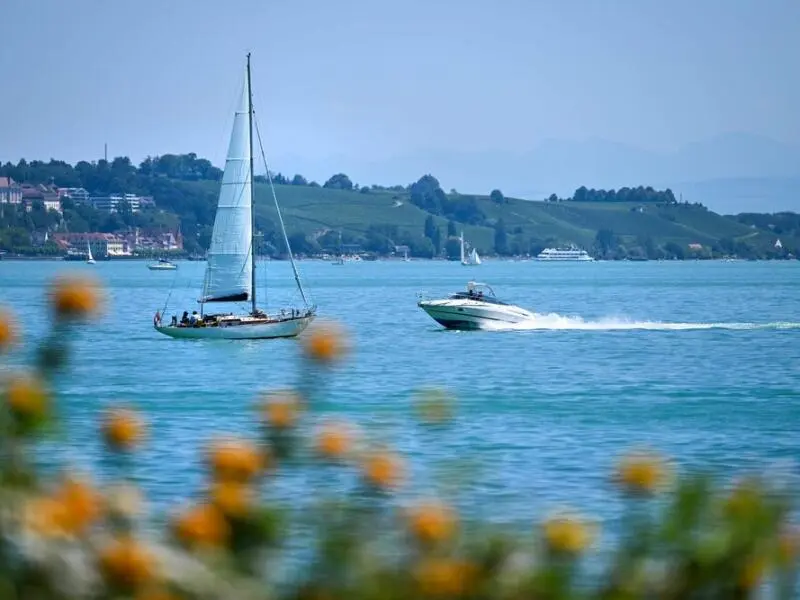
480,313 -> 800,332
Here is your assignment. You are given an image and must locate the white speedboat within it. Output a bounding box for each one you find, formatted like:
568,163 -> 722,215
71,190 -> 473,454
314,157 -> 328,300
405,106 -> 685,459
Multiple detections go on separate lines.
148,258 -> 178,271
417,281 -> 535,330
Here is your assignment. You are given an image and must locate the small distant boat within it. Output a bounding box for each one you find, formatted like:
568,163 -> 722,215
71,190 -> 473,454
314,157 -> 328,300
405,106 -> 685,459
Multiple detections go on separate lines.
86,240 -> 96,264
535,246 -> 594,261
460,232 -> 481,266
417,281 -> 535,331
148,258 -> 178,271
331,231 -> 345,265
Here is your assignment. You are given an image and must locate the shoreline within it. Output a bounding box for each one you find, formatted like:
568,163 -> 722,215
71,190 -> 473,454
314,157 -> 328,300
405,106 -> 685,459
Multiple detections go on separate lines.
1,255 -> 796,263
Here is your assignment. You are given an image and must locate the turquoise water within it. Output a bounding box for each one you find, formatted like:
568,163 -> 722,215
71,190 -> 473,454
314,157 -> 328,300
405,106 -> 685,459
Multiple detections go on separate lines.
1,259 -> 799,528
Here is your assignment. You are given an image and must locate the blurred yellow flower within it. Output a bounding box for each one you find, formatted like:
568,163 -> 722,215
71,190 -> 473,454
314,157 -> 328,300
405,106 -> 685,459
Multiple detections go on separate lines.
261,390 -> 302,429
206,436 -> 266,483
414,558 -> 475,596
301,321 -> 349,364
102,407 -> 145,451
24,496 -> 69,538
362,450 -> 404,490
614,449 -> 669,496
98,536 -> 157,591
0,307 -> 18,353
542,512 -> 594,555
173,503 -> 230,549
22,476 -> 98,539
50,274 -> 102,321
4,373 -> 48,422
315,420 -> 354,460
57,473 -> 102,535
406,500 -> 458,545
209,481 -> 252,518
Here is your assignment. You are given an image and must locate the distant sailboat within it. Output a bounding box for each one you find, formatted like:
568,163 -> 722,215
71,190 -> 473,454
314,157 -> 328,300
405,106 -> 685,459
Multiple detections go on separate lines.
331,230 -> 344,265
460,231 -> 480,266
153,54 -> 315,340
86,240 -> 96,264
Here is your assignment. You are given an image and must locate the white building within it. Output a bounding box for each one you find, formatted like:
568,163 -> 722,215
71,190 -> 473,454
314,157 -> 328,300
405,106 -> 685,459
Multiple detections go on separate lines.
90,193 -> 143,212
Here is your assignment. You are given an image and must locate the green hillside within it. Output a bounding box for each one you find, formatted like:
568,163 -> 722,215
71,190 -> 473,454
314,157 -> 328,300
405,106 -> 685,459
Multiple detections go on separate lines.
1,154 -> 795,260
181,179 -> 790,260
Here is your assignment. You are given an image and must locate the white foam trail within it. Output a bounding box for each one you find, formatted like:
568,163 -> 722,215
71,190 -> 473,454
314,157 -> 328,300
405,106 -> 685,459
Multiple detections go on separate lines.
481,313 -> 800,332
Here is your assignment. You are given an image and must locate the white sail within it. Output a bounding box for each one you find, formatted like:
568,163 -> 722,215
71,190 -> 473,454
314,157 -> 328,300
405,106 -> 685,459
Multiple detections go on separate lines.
202,76 -> 253,303
460,231 -> 480,265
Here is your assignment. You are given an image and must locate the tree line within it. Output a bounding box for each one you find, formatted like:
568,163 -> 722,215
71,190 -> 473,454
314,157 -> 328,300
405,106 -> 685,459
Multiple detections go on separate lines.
2,154 -> 790,259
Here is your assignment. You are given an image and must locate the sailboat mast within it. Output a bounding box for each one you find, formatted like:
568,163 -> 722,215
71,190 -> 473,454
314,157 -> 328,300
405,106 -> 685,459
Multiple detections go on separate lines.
247,52 -> 257,315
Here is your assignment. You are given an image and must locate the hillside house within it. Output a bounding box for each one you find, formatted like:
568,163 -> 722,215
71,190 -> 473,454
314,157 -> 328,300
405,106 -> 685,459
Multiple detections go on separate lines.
58,187 -> 91,204
0,177 -> 23,204
21,184 -> 62,213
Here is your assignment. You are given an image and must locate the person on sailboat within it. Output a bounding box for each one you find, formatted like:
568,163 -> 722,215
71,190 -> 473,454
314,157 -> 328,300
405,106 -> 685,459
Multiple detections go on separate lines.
180,311 -> 189,326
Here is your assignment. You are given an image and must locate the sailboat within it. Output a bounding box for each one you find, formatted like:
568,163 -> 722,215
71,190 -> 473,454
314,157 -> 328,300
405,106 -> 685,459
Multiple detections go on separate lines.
86,239 -> 96,264
460,231 -> 481,266
331,230 -> 344,265
153,54 -> 316,340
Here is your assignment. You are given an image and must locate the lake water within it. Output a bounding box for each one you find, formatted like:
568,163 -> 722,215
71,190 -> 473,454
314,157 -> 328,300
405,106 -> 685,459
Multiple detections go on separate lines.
1,258 -> 799,530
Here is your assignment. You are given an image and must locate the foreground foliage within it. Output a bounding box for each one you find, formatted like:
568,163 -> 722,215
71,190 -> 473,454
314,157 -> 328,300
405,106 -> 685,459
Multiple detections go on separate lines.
0,274 -> 798,599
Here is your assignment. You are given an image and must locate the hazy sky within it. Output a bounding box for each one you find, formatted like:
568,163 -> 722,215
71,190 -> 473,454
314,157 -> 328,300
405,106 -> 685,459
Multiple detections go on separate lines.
1,0 -> 798,196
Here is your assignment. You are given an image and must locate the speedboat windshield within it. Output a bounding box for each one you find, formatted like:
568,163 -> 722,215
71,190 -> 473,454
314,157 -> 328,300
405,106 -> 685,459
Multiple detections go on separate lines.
449,282 -> 508,305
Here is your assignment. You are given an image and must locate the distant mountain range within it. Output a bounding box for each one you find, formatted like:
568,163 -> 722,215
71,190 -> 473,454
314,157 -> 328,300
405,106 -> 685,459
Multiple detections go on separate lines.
278,133 -> 800,214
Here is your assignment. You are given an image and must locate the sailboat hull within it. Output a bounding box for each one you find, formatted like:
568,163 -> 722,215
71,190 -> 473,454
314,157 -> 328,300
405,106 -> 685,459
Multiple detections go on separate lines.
155,315 -> 314,340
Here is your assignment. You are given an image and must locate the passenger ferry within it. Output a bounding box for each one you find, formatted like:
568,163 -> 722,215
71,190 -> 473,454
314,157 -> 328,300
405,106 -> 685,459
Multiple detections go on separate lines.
535,245 -> 594,261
